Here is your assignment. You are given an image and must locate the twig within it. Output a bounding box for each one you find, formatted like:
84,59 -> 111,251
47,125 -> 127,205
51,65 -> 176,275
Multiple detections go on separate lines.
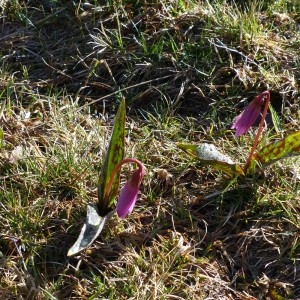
208,38 -> 262,71
76,74 -> 174,113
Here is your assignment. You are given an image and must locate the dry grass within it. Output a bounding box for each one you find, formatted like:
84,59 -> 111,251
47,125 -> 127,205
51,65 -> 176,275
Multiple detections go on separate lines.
0,0 -> 299,299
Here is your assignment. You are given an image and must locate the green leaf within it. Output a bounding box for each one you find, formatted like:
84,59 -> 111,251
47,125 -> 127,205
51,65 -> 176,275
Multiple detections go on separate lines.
177,143 -> 244,176
0,127 -> 3,149
67,204 -> 113,256
97,99 -> 126,215
249,130 -> 300,172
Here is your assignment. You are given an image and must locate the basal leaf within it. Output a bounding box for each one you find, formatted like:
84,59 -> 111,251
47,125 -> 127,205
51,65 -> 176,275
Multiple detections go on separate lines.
67,204 -> 113,256
177,143 -> 244,176
98,99 -> 126,215
249,130 -> 300,172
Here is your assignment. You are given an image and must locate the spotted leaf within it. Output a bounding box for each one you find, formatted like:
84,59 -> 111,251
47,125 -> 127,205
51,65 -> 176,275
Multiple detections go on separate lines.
249,130 -> 300,172
97,98 -> 126,215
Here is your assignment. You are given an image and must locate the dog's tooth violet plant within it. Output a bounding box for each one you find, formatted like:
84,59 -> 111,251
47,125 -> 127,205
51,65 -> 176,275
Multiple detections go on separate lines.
68,99 -> 144,256
178,91 -> 300,177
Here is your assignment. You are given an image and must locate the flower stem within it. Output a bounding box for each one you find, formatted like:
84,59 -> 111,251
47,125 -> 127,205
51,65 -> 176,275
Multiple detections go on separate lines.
244,91 -> 270,173
104,158 -> 144,206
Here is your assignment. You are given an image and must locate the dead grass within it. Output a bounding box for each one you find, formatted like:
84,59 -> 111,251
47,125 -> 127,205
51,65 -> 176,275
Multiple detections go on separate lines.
0,0 -> 299,299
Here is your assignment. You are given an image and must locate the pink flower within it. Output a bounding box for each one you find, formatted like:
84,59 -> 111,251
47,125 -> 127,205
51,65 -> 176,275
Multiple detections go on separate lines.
116,167 -> 144,218
231,91 -> 269,137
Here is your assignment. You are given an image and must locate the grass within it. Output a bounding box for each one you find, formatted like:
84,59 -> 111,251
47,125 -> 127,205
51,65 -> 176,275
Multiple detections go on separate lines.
0,0 -> 299,299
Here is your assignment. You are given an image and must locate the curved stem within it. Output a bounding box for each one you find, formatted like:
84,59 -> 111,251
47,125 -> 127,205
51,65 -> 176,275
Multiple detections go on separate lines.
244,91 -> 270,173
104,157 -> 144,202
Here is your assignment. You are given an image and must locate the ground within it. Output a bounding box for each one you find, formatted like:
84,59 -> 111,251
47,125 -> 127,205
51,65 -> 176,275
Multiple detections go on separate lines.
0,1 -> 299,299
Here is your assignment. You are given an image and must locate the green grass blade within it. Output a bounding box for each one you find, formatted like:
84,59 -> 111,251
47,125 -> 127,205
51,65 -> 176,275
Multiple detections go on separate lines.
0,127 -> 3,149
97,98 -> 126,215
269,103 -> 282,134
0,100 -> 5,149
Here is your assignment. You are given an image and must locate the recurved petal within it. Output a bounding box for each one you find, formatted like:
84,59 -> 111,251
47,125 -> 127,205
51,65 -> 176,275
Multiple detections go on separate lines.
116,168 -> 144,218
232,92 -> 266,136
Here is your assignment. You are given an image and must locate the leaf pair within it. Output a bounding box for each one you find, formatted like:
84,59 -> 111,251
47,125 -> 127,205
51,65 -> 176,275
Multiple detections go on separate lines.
178,131 -> 300,176
68,99 -> 126,256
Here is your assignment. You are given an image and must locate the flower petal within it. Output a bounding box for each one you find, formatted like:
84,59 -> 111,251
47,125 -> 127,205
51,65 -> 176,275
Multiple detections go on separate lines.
116,168 -> 144,218
232,92 -> 266,136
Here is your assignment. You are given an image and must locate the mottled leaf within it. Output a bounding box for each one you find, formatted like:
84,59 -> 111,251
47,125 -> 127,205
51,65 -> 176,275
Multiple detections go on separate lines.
98,99 -> 126,215
177,143 -> 244,176
67,204 -> 113,256
68,100 -> 126,256
249,130 -> 300,172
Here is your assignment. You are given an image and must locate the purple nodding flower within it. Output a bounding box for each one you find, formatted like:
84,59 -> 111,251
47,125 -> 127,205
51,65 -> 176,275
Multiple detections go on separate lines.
231,91 -> 269,137
116,167 -> 144,218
